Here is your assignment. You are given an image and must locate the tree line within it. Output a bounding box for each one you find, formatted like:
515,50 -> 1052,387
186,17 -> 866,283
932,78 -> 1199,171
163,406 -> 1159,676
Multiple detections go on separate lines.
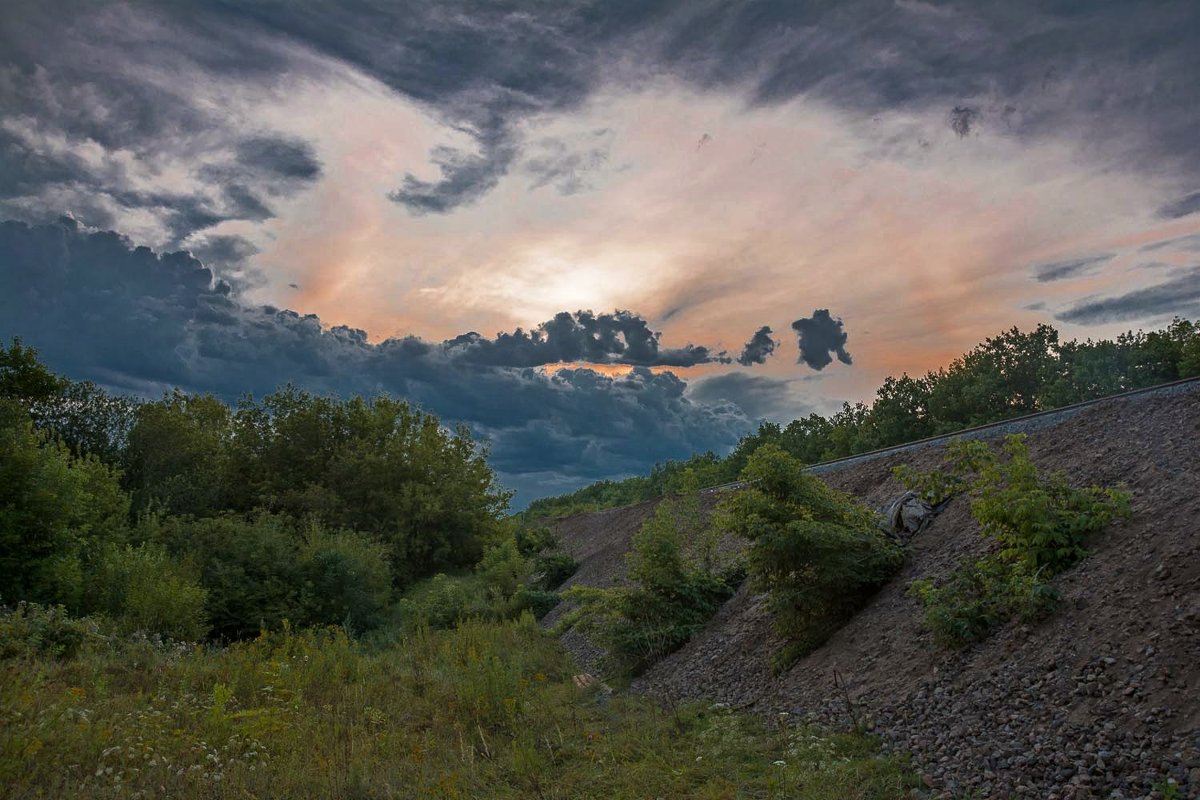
0,340 -> 511,640
525,318 -> 1200,518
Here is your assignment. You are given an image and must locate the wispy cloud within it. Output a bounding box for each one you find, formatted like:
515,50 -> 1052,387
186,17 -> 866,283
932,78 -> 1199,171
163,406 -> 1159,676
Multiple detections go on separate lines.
1031,253 -> 1114,282
1056,268 -> 1200,324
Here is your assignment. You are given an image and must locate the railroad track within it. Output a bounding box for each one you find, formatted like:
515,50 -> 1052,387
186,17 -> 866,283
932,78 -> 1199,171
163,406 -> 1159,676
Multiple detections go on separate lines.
698,375 -> 1200,492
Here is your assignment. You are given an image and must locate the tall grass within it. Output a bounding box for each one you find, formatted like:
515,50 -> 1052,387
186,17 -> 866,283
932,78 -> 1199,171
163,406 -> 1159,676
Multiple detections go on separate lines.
2,608 -> 912,799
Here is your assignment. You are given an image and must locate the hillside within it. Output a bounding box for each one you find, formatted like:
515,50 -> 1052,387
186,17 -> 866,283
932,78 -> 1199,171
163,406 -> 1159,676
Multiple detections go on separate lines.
547,384 -> 1200,799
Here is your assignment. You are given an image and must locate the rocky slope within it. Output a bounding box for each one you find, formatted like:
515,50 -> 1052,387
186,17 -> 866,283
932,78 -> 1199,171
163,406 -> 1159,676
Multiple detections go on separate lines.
547,385 -> 1200,799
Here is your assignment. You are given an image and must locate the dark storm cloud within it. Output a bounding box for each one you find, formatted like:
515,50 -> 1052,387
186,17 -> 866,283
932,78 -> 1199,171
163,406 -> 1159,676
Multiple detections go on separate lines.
736,326 -> 778,366
187,235 -> 260,270
949,106 -> 980,138
687,372 -> 800,422
791,309 -> 852,371
235,137 -> 322,181
197,1 -> 594,215
0,4 -> 322,244
0,219 -> 750,503
6,1 -> 1200,225
1158,191 -> 1200,219
1055,268 -> 1200,325
387,127 -> 518,215
1031,253 -> 1115,283
444,310 -> 729,368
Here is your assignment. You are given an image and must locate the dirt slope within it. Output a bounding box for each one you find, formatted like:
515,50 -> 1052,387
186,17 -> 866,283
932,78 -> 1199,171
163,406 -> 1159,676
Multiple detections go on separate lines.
549,386 -> 1200,799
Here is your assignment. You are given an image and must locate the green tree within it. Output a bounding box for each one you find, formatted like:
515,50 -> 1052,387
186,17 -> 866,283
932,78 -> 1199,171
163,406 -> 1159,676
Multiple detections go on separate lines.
0,400 -> 129,609
152,513 -> 303,640
298,526 -> 393,633
717,444 -> 904,665
0,338 -> 67,407
32,380 -> 139,464
124,391 -> 233,517
927,324 -> 1060,429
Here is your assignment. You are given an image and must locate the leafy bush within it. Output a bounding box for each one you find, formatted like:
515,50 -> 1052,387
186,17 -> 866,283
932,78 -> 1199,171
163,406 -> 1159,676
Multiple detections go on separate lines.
392,530 -> 575,632
297,526 -> 393,633
559,494 -> 736,676
907,434 -> 1131,648
90,544 -> 209,640
0,601 -> 107,660
891,463 -> 963,506
717,445 -> 904,667
0,399 -> 130,609
908,560 -> 1058,648
151,513 -> 304,640
963,435 -> 1132,571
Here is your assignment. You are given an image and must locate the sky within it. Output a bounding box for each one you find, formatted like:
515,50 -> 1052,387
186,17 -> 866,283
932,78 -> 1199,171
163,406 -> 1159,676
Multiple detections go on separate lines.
2,1 -> 1200,505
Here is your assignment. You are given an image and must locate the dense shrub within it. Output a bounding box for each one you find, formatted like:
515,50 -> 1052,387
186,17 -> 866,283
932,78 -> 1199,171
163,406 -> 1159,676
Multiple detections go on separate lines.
718,445 -> 905,667
559,493 -> 736,676
392,528 -> 576,632
297,527 -> 393,633
89,544 -> 209,640
962,436 -> 1132,571
0,399 -> 130,608
0,601 -> 107,660
908,560 -> 1059,648
151,513 -> 304,640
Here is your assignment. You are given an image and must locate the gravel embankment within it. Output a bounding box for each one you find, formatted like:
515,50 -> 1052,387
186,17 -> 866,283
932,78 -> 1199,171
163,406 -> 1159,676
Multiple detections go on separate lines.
550,383 -> 1200,799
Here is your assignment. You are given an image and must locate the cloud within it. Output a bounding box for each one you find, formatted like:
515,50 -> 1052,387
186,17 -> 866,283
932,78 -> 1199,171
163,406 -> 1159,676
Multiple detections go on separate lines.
687,372 -> 800,422
1158,191 -> 1200,219
949,106 -> 979,138
8,0 -> 1199,226
0,219 -> 751,503
736,325 -> 778,366
791,309 -> 852,371
444,310 -> 729,368
1055,268 -> 1200,324
0,6 -> 327,247
388,126 -> 518,215
1140,233 -> 1200,253
524,129 -> 613,195
1031,253 -> 1115,282
187,234 -> 261,271
235,136 -> 322,181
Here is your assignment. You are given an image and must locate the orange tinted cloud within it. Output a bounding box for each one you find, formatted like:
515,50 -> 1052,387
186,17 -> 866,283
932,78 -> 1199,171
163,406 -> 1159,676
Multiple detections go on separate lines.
240,78 -> 1190,409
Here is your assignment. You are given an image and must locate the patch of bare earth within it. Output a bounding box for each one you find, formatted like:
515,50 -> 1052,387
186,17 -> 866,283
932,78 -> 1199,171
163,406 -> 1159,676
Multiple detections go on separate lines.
549,388 -> 1200,800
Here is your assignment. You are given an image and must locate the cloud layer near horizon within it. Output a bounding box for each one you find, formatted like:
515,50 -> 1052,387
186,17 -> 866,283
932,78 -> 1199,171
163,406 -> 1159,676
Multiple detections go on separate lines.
0,219 -> 751,503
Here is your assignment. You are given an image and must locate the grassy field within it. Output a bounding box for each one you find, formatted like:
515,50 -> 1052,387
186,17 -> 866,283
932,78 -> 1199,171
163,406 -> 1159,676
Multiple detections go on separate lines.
1,610 -> 914,799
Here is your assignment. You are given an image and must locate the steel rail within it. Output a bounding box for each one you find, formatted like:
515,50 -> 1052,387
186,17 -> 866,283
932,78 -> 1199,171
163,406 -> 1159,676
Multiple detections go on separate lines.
697,375 -> 1200,493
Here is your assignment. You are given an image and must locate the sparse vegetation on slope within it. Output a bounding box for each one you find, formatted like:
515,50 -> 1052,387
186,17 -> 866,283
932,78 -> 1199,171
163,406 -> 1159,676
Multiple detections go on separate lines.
556,489 -> 740,677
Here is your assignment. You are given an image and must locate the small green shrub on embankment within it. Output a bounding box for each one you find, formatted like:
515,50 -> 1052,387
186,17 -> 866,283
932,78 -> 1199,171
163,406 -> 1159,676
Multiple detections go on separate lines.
900,434 -> 1131,648
718,445 -> 906,669
558,490 -> 738,676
